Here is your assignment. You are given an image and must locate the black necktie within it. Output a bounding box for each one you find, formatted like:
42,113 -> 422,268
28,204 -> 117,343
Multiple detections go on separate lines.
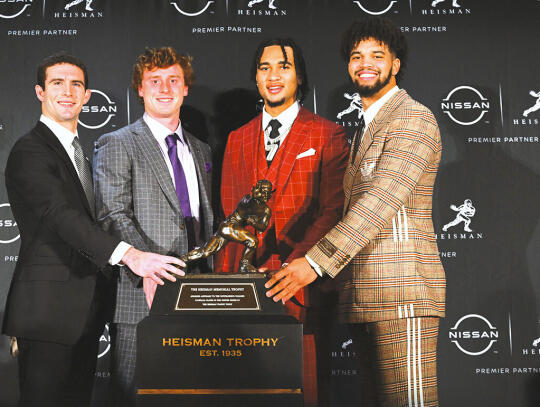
268,119 -> 281,140
350,115 -> 366,164
266,119 -> 282,165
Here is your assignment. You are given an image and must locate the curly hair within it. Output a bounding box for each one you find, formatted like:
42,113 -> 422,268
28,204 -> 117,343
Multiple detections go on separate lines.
132,47 -> 194,103
340,17 -> 408,83
251,38 -> 309,102
37,52 -> 89,89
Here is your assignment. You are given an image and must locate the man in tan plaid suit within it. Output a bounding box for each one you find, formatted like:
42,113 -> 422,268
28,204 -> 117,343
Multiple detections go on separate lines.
266,17 -> 445,406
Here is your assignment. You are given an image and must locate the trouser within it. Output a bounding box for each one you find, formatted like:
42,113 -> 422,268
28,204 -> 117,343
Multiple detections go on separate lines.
17,286 -> 104,407
349,317 -> 440,407
109,323 -> 138,407
303,333 -> 317,407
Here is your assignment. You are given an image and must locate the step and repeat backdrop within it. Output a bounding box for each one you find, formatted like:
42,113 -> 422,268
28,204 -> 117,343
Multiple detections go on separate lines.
0,0 -> 539,405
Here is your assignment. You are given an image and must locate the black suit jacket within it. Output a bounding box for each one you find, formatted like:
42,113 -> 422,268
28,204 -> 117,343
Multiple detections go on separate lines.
2,121 -> 120,345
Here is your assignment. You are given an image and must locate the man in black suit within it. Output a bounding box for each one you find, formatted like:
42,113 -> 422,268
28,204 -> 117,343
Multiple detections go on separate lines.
2,53 -> 185,406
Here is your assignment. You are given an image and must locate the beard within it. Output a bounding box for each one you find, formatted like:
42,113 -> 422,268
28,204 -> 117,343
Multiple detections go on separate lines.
266,97 -> 286,108
353,68 -> 392,97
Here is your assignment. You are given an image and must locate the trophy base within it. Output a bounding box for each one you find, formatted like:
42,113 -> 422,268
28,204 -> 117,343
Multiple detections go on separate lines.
137,273 -> 302,406
136,314 -> 302,406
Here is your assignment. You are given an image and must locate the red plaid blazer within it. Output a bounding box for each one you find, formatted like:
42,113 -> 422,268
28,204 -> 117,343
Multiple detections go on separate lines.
215,107 -> 348,320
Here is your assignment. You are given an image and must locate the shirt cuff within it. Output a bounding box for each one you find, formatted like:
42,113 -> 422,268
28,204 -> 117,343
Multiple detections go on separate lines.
109,241 -> 132,266
305,255 -> 323,277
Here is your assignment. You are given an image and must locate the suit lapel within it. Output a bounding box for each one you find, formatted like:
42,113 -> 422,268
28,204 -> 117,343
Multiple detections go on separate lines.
359,90 -> 408,164
184,129 -> 210,213
36,121 -> 94,218
272,107 -> 309,200
130,118 -> 182,214
344,121 -> 376,210
184,129 -> 214,240
344,89 -> 409,210
245,115 -> 268,186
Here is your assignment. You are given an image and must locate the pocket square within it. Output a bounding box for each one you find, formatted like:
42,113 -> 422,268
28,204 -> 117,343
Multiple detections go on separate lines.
296,148 -> 316,159
360,162 -> 376,181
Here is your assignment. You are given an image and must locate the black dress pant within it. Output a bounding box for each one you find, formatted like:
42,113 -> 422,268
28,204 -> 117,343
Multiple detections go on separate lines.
16,278 -> 107,407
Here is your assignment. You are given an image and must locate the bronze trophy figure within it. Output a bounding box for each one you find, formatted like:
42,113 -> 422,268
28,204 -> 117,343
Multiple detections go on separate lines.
180,179 -> 273,273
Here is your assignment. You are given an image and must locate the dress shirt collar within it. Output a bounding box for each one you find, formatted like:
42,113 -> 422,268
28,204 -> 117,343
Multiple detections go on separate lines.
262,101 -> 300,131
143,113 -> 185,146
363,85 -> 399,130
40,114 -> 78,150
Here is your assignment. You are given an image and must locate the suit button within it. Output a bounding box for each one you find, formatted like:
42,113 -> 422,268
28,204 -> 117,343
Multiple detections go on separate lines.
179,223 -> 185,230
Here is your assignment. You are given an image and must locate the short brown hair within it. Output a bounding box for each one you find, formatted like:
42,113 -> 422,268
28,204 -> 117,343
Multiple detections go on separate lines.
131,47 -> 195,103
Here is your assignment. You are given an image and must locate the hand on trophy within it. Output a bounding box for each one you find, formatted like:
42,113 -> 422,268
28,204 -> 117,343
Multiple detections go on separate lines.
263,257 -> 318,303
121,247 -> 186,284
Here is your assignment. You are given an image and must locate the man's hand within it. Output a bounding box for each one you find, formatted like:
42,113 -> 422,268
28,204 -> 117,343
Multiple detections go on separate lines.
121,247 -> 185,285
143,277 -> 158,309
263,257 -> 318,304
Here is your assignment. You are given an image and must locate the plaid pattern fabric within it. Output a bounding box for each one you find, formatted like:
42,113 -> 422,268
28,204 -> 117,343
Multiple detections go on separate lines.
93,118 -> 213,324
350,317 -> 440,407
215,108 -> 346,405
216,107 -> 348,318
109,323 -> 138,406
307,90 -> 446,323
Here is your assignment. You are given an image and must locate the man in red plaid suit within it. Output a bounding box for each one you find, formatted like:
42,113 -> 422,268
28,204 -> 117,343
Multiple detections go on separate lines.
215,38 -> 348,406
266,18 -> 446,407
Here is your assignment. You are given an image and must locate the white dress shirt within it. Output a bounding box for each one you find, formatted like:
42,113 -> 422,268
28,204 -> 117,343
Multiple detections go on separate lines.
39,115 -> 130,265
143,113 -> 200,221
262,101 -> 300,160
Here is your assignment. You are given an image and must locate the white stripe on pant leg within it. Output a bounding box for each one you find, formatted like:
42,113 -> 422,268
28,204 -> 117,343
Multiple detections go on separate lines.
397,210 -> 403,242
398,305 -> 403,319
393,217 -> 398,242
410,304 -> 414,318
412,318 -> 418,407
402,205 -> 409,241
407,318 -> 412,407
418,318 -> 424,407
404,305 -> 409,318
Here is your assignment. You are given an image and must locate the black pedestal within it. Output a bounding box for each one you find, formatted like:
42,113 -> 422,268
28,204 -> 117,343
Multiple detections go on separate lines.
135,274 -> 303,407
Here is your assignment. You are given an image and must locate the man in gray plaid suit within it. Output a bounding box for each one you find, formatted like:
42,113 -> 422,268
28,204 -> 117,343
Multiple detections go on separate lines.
94,47 -> 213,406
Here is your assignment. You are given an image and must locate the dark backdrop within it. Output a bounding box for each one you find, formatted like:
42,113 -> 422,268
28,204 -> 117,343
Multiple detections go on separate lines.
1,0 -> 539,405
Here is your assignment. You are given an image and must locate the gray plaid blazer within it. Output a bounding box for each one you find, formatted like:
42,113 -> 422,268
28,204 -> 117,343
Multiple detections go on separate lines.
93,118 -> 213,324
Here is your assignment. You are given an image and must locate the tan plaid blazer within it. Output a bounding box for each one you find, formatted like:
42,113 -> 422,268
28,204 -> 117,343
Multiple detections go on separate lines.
307,89 -> 445,323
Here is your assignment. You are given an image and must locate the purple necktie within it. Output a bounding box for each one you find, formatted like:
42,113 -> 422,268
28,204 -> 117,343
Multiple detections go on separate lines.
165,133 -> 195,250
